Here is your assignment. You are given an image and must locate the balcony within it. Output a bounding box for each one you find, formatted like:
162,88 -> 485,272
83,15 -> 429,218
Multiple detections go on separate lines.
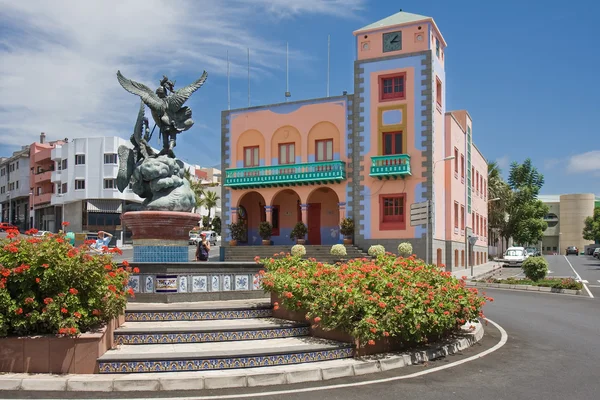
224,161 -> 346,189
33,171 -> 52,184
369,154 -> 411,179
33,193 -> 52,206
51,170 -> 62,182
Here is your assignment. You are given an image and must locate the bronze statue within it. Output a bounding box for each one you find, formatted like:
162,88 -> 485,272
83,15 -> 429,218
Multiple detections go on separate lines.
116,70 -> 208,157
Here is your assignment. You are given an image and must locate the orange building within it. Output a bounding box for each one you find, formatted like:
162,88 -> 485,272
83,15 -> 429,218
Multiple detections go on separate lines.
221,11 -> 489,268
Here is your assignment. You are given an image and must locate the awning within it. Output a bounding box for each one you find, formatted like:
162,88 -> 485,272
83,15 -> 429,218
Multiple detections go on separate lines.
86,200 -> 122,213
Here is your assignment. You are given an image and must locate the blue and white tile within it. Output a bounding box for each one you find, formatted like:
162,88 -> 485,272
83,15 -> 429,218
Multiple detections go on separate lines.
192,276 -> 208,292
179,276 -> 188,293
235,275 -> 249,291
253,274 -> 262,290
211,276 -> 220,292
145,276 -> 154,293
223,275 -> 232,291
128,276 -> 140,293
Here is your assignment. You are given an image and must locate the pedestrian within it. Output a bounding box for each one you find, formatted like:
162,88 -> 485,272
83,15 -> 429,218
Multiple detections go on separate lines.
196,232 -> 210,261
89,231 -> 113,253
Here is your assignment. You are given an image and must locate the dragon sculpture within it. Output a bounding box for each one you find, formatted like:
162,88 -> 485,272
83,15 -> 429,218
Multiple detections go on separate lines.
116,71 -> 208,212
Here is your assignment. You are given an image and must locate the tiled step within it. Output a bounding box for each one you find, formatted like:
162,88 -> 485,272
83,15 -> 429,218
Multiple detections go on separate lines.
114,318 -> 310,345
98,337 -> 353,373
125,299 -> 272,322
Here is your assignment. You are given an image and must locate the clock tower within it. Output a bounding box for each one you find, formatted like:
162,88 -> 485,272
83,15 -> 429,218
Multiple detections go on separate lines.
350,11 -> 448,265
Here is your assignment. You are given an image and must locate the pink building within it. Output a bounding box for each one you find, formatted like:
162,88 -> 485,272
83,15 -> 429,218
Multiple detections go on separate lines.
221,11 -> 488,269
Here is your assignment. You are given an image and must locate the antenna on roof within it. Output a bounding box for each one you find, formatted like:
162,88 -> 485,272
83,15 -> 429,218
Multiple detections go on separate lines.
285,42 -> 291,102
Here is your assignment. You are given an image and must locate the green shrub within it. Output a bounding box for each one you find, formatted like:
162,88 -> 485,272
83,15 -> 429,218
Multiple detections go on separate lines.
330,244 -> 347,256
368,245 -> 385,257
212,216 -> 222,234
340,218 -> 354,237
398,242 -> 413,257
258,221 -> 273,240
259,253 -> 489,347
290,222 -> 307,241
0,227 -> 131,337
291,244 -> 306,257
522,257 -> 548,281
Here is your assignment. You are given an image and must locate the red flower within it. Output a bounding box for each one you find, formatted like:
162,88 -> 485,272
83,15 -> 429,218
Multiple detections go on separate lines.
43,298 -> 53,304
109,271 -> 116,277
108,285 -> 117,292
69,327 -> 77,335
133,267 -> 140,273
378,302 -> 386,309
67,248 -> 78,258
42,264 -> 49,269
61,308 -> 68,314
383,331 -> 390,337
35,277 -> 41,283
1,269 -> 10,277
74,312 -> 82,318
104,265 -> 112,271
69,288 -> 78,295
127,287 -> 135,296
367,339 -> 375,346
314,316 -> 321,323
56,238 -> 64,243
62,221 -> 70,227
58,328 -> 68,334
15,308 -> 23,315
92,309 -> 101,316
443,311 -> 450,315
122,260 -> 129,267
25,297 -> 34,304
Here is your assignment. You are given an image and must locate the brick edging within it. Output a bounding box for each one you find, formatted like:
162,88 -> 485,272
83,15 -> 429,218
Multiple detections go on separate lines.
467,281 -> 584,296
0,323 -> 484,392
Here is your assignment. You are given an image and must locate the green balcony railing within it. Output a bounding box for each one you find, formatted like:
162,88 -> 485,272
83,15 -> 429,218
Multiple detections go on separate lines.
370,154 -> 411,179
224,160 -> 346,188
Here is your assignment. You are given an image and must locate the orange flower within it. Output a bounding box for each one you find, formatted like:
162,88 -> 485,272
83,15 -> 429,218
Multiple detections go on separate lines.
15,308 -> 23,315
383,331 -> 390,337
127,287 -> 135,296
25,297 -> 34,304
92,309 -> 101,316
74,312 -> 82,318
367,339 -> 375,346
69,327 -> 77,335
69,288 -> 79,295
56,238 -> 64,243
133,267 -> 140,273
314,317 -> 321,323
104,265 -> 112,271
43,298 -> 53,304
62,221 -> 70,227
58,328 -> 68,334
122,260 -> 129,267
42,263 -> 49,269
61,308 -> 68,314
108,285 -> 117,292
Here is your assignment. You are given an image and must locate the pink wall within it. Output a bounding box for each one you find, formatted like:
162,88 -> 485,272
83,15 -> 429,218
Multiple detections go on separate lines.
363,66 -> 424,240
444,114 -> 467,243
433,91 -> 446,241
471,144 -> 488,248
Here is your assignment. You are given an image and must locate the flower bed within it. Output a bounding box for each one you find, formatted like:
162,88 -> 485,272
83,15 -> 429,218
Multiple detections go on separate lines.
478,277 -> 583,290
0,226 -> 133,373
259,253 -> 489,355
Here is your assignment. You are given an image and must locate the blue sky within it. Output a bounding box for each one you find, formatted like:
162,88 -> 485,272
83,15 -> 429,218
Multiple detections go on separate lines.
1,0 -> 598,195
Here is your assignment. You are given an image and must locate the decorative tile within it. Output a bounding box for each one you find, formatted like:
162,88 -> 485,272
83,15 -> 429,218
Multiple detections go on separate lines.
179,276 -> 188,293
192,276 -> 208,292
128,276 -> 140,293
145,276 -> 154,293
253,274 -> 261,290
114,326 -> 310,345
98,347 -> 353,373
125,308 -> 273,322
156,275 -> 178,293
211,276 -> 220,292
133,245 -> 189,263
223,275 -> 231,291
235,275 -> 249,291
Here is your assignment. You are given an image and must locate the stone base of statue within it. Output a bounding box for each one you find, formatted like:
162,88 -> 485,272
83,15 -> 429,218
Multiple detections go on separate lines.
122,211 -> 200,263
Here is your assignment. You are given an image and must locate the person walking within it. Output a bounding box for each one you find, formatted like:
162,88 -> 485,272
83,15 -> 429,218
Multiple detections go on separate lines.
195,232 -> 210,261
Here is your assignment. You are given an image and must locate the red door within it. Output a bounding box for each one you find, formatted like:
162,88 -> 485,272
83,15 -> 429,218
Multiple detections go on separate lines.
307,203 -> 321,245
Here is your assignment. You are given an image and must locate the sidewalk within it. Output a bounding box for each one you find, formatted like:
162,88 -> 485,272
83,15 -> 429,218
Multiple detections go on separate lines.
451,260 -> 502,280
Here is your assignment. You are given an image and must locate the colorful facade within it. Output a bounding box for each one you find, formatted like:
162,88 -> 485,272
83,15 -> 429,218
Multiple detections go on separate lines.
221,11 -> 488,268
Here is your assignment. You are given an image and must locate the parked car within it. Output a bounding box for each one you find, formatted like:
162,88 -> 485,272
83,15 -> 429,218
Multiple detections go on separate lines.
566,246 -> 579,256
32,230 -> 51,237
525,247 -> 541,257
0,222 -> 18,231
593,248 -> 600,259
189,232 -> 199,245
503,247 -> 527,267
201,231 -> 218,246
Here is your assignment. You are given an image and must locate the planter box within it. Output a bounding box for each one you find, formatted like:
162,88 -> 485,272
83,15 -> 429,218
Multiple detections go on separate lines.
271,293 -> 401,357
0,315 -> 124,374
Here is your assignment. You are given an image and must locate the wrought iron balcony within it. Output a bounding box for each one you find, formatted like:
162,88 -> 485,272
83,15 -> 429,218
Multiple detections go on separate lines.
369,154 -> 411,179
224,161 -> 346,189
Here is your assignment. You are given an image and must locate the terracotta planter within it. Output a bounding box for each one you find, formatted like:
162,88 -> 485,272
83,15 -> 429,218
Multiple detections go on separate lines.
296,238 -> 306,245
229,240 -> 238,247
343,237 -> 353,245
262,240 -> 271,246
0,315 -> 124,374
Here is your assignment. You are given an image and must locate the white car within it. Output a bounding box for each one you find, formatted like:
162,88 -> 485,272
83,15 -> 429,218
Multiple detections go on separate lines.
593,248 -> 600,259
503,247 -> 527,267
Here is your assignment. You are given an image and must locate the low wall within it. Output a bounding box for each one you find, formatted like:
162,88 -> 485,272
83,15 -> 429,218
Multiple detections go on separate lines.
0,315 -> 124,374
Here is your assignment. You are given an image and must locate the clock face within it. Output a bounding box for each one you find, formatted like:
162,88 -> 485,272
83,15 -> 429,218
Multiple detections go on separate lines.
361,41 -> 370,51
383,31 -> 402,53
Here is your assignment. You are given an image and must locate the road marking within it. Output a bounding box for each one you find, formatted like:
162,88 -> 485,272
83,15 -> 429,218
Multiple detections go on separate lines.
581,280 -> 589,284
588,285 -> 600,288
72,319 -> 505,400
563,255 -> 594,298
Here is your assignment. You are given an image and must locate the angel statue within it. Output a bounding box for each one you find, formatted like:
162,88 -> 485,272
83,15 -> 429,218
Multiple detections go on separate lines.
116,70 -> 208,158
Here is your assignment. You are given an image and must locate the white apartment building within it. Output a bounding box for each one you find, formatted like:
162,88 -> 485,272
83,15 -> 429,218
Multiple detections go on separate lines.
0,146 -> 32,231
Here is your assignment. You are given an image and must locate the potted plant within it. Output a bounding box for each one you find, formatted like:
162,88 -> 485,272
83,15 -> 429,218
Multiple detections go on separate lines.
290,222 -> 308,244
259,221 -> 273,245
368,244 -> 386,259
228,221 -> 246,247
330,244 -> 347,263
340,217 -> 354,245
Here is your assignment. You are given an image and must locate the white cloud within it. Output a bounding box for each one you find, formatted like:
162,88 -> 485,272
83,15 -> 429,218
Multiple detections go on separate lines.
495,155 -> 510,170
0,0 -> 365,147
566,150 -> 600,173
544,158 -> 562,170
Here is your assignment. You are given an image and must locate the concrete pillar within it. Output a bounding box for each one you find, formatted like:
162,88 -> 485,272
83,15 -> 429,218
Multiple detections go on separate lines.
300,203 -> 309,226
231,207 -> 238,224
264,205 -> 272,224
337,202 -> 346,222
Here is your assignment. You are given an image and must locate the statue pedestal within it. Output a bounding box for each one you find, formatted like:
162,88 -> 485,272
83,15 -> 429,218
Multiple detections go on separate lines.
122,211 -> 200,263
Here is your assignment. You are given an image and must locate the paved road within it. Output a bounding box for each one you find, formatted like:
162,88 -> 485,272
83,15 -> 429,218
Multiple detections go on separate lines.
563,253 -> 600,297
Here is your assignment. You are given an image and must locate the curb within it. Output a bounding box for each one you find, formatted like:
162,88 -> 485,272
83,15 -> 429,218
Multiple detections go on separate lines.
0,323 -> 484,392
467,281 -> 584,296
470,264 -> 503,281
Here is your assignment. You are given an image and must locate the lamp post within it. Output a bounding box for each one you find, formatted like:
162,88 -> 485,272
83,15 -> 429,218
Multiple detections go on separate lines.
429,155 -> 455,266
7,191 -> 11,225
487,197 -> 500,257
29,191 -> 34,229
469,235 -> 478,277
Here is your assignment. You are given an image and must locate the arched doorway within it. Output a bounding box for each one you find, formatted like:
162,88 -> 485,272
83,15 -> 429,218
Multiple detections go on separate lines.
238,191 -> 266,246
306,187 -> 340,245
271,189 -> 301,245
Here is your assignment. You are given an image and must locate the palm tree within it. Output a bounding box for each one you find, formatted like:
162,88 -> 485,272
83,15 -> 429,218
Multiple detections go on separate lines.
202,190 -> 220,219
184,168 -> 205,214
487,161 -> 511,251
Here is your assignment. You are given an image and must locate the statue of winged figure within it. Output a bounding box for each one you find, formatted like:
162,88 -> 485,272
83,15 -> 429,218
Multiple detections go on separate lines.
116,70 -> 208,157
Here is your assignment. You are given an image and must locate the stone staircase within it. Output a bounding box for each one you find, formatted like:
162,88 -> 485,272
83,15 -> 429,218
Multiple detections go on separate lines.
97,299 -> 353,373
225,245 -> 369,263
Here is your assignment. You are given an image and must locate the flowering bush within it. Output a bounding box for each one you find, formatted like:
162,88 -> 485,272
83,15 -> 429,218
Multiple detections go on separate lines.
368,245 -> 386,257
291,244 -> 306,257
398,242 -> 413,257
259,253 -> 489,347
0,227 -> 132,337
330,244 -> 347,257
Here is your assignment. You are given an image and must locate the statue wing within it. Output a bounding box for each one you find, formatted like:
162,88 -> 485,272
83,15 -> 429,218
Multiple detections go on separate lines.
117,145 -> 135,192
166,71 -> 208,113
132,100 -> 145,144
117,70 -> 164,111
